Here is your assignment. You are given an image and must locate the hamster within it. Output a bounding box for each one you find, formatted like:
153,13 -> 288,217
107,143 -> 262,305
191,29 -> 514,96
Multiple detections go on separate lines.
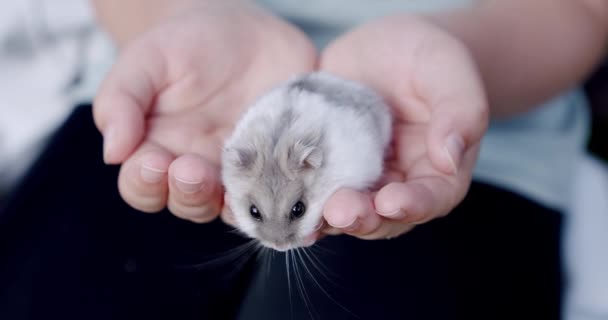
221,72 -> 392,251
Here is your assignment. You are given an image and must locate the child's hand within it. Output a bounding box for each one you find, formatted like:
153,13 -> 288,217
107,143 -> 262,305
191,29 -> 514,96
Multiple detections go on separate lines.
93,3 -> 316,222
319,16 -> 489,239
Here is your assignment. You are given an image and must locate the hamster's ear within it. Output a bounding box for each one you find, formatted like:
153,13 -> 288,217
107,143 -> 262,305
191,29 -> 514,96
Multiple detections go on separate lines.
287,128 -> 324,171
292,142 -> 323,170
226,147 -> 258,171
277,128 -> 324,178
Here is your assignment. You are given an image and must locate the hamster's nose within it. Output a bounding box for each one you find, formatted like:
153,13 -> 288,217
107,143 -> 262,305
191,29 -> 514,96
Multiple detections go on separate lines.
266,234 -> 298,251
273,243 -> 290,252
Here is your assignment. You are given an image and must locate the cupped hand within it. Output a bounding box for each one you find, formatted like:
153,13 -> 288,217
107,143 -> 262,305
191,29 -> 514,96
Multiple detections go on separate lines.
319,16 -> 489,239
94,3 -> 316,222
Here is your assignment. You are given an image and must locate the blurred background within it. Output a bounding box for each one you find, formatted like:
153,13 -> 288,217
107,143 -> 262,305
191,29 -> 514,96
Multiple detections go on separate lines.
0,0 -> 113,198
0,1 -> 606,319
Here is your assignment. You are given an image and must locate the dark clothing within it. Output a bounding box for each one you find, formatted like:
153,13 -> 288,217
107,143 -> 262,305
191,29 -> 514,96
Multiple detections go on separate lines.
0,106 -> 562,320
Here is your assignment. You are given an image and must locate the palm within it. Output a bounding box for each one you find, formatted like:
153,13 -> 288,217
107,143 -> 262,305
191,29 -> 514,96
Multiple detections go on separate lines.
94,5 -> 316,220
319,16 -> 488,238
141,12 -> 315,164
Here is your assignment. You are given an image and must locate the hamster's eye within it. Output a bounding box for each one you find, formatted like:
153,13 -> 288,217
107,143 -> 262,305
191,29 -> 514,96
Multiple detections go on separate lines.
290,201 -> 306,220
250,205 -> 262,221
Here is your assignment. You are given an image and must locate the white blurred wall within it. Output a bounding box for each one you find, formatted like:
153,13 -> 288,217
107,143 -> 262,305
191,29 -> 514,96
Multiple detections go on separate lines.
0,0 -> 114,191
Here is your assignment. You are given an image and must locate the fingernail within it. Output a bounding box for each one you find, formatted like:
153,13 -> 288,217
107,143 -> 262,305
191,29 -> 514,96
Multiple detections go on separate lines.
376,208 -> 406,219
103,126 -> 115,164
314,220 -> 324,231
343,219 -> 360,232
329,217 -> 359,231
444,133 -> 465,174
328,216 -> 357,229
175,176 -> 204,194
140,165 -> 166,183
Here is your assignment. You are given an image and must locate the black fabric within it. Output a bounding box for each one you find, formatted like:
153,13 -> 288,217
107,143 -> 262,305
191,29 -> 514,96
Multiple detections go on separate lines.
0,105 -> 563,320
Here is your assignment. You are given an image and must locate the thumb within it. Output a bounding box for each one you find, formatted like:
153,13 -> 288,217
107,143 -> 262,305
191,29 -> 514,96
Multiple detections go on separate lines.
415,40 -> 489,175
93,41 -> 167,164
426,92 -> 489,175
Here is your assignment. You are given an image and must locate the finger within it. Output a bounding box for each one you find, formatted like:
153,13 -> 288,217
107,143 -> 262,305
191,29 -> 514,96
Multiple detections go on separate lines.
93,41 -> 167,164
321,226 -> 343,236
117,142 -> 174,213
220,207 -> 237,227
355,220 -> 415,240
167,154 -> 223,223
417,42 -> 489,175
373,169 -> 405,190
220,193 -> 237,226
323,189 -> 382,236
426,96 -> 487,175
322,189 -> 416,240
374,178 -> 463,224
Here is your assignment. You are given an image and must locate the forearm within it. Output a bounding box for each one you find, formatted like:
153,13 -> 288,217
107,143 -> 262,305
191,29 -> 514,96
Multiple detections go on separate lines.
92,0 -> 193,47
91,0 -> 256,48
427,0 -> 608,118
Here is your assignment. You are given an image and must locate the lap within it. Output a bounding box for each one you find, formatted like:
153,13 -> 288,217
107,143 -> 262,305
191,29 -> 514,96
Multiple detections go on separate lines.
237,182 -> 563,319
0,106 -> 252,319
0,106 -> 563,320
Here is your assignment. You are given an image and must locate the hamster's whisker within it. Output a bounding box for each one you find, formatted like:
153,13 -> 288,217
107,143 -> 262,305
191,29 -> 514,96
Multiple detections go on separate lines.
253,247 -> 273,289
297,249 -> 358,318
301,247 -> 344,290
250,246 -> 271,294
226,226 -> 249,237
251,242 -> 265,251
221,241 -> 264,281
264,248 -> 273,279
292,250 -> 317,320
285,251 -> 294,318
211,240 -> 258,262
181,240 -> 258,270
309,241 -> 338,256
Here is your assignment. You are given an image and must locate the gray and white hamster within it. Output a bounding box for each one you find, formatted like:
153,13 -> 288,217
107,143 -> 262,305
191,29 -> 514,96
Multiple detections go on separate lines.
222,72 -> 392,251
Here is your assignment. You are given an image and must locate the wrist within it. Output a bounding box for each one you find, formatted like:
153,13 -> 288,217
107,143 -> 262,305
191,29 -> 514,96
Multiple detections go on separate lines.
92,0 -> 264,48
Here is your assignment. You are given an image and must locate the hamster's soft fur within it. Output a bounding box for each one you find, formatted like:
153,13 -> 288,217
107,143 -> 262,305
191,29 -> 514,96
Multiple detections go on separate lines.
222,72 -> 392,250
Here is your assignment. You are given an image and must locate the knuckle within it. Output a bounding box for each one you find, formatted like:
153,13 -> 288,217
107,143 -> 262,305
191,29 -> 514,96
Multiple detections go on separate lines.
471,102 -> 490,135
